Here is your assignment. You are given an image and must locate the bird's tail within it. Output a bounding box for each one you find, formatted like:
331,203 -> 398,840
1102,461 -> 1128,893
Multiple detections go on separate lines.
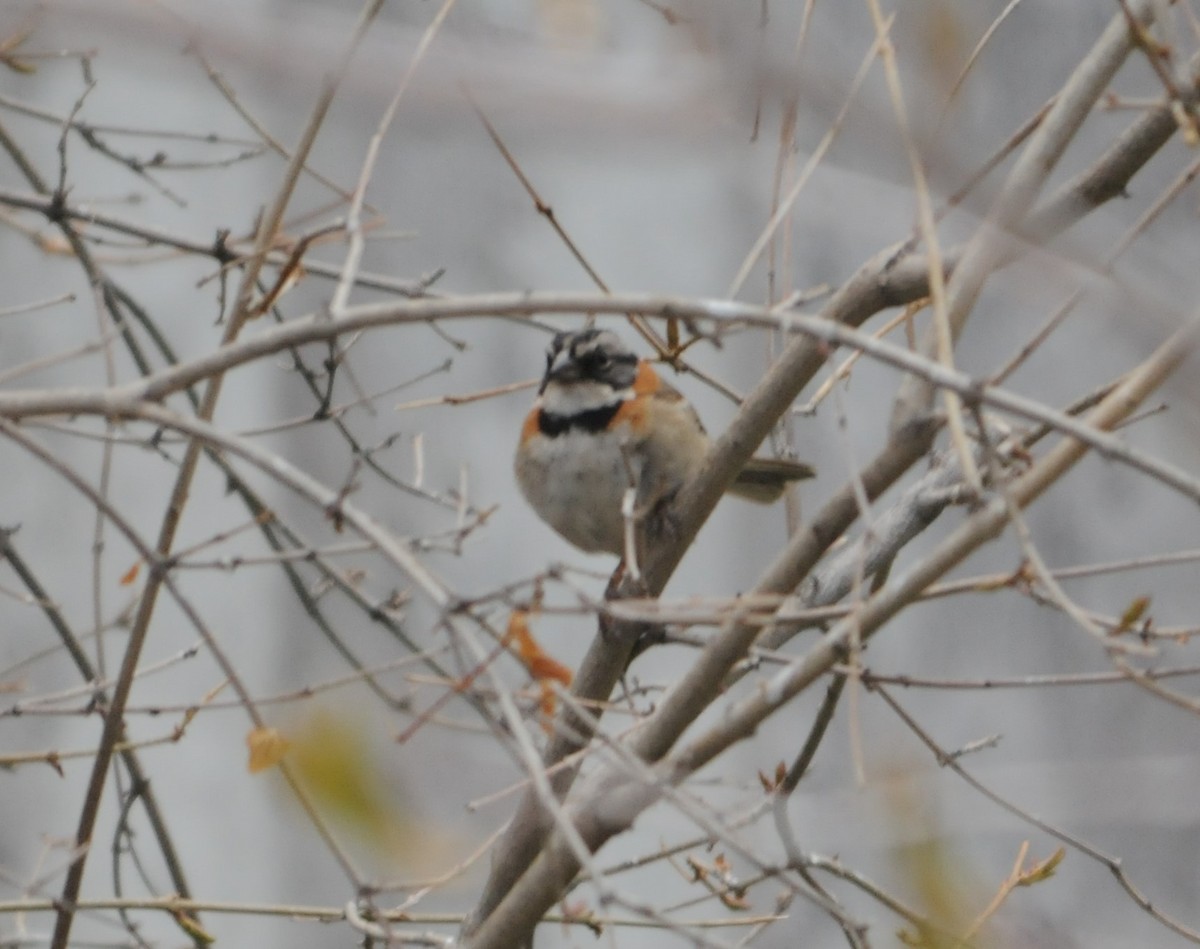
729,457 -> 815,503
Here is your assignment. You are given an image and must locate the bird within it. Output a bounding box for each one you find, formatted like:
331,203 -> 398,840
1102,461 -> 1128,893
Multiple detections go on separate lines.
514,328 -> 814,558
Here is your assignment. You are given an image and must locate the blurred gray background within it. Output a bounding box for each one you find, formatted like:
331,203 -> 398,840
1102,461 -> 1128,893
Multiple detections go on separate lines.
2,1 -> 1199,946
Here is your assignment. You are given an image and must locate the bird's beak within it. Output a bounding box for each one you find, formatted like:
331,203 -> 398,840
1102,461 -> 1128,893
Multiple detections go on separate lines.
538,347 -> 577,394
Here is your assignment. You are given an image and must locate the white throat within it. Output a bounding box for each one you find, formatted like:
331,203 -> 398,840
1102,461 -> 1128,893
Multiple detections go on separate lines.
540,379 -> 631,416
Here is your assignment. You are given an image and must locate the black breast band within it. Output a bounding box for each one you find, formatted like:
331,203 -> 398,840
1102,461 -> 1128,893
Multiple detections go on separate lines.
538,402 -> 622,437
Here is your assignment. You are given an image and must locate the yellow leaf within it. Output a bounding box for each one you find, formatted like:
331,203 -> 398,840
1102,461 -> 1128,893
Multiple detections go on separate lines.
1113,596 -> 1150,635
0,54 -> 36,75
0,26 -> 37,74
119,560 -> 141,586
172,909 -> 215,944
246,726 -> 289,773
286,710 -> 453,867
1017,847 -> 1065,886
0,26 -> 35,54
288,710 -> 391,837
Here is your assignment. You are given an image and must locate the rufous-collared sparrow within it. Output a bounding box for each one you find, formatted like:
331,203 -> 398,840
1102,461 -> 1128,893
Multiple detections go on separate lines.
514,329 -> 814,557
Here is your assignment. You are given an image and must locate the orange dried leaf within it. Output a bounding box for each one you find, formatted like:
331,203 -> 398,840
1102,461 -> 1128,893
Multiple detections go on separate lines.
538,681 -> 557,732
246,725 -> 289,773
528,654 -> 572,686
505,608 -> 531,644
119,560 -> 141,586
507,610 -> 573,686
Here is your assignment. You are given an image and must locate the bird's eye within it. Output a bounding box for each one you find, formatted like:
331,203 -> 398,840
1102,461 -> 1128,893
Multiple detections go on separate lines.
577,348 -> 611,375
